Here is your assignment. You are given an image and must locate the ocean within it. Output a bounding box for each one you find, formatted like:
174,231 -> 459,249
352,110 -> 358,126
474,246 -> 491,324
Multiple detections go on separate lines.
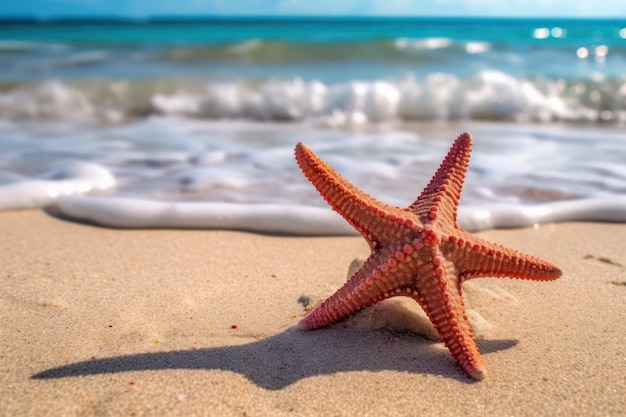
0,17 -> 625,233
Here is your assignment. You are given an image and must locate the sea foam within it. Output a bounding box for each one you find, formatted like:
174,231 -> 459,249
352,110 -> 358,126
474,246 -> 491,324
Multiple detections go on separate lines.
1,154 -> 624,234
0,118 -> 624,234
51,195 -> 626,234
0,163 -> 115,210
1,71 -> 623,125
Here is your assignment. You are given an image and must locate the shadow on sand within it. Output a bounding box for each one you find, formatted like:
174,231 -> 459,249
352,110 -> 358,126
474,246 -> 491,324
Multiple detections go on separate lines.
33,326 -> 516,389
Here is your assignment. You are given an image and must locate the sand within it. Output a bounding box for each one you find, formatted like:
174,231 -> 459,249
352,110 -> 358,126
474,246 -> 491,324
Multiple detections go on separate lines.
1,210 -> 625,416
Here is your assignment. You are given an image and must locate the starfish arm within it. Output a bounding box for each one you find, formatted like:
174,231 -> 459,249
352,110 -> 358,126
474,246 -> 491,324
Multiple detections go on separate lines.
300,247 -> 414,330
442,231 -> 562,283
412,254 -> 487,380
295,142 -> 415,247
408,132 -> 472,227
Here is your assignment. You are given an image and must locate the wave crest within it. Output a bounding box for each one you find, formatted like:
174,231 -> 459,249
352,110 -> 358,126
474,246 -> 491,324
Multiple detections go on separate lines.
0,71 -> 624,125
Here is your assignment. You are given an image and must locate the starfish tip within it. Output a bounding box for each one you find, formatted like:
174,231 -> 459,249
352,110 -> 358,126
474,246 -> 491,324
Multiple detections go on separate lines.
295,141 -> 310,153
455,131 -> 472,147
297,319 -> 312,331
468,367 -> 486,381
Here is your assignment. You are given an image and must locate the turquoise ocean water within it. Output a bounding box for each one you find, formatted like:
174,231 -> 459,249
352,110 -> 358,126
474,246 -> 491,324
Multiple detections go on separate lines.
2,18 -> 626,81
0,18 -> 625,232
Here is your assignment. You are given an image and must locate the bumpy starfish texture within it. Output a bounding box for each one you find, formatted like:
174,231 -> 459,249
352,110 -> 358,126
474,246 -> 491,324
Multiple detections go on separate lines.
295,132 -> 562,380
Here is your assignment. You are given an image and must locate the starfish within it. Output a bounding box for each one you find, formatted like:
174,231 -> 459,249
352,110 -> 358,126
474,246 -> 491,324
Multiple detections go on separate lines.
295,132 -> 562,380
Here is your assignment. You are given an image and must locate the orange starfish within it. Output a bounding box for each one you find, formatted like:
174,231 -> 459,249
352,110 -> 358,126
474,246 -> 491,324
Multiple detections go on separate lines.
295,132 -> 562,380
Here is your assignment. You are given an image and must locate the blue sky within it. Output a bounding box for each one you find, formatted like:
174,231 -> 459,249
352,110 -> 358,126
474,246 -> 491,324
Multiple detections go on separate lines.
2,0 -> 626,18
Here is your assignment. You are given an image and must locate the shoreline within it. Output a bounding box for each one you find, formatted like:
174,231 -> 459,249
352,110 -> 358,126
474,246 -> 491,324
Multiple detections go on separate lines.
2,210 -> 625,416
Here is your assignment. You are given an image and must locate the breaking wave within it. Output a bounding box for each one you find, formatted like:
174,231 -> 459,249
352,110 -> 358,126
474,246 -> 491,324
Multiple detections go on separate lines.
1,71 -> 625,126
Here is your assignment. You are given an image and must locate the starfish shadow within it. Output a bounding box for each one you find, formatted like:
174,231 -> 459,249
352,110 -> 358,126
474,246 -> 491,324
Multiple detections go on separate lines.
32,326 -> 517,388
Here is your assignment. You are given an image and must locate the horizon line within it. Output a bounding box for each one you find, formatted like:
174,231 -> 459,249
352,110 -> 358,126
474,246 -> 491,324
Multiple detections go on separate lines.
0,15 -> 624,22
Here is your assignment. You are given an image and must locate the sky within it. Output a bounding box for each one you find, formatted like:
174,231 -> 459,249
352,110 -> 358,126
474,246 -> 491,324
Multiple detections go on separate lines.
1,0 -> 626,19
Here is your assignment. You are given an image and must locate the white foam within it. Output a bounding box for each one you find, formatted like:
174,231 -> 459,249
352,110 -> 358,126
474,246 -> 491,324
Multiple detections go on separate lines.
55,196 -> 354,235
0,163 -> 116,210
394,37 -> 453,51
0,118 -> 624,234
3,71 -> 619,125
465,41 -> 490,54
166,72 -> 604,125
51,195 -> 626,234
0,81 -> 95,122
458,197 -> 626,231
152,91 -> 200,116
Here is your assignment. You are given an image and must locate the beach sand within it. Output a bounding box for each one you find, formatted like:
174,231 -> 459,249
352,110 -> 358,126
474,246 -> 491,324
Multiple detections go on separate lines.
1,210 -> 624,416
